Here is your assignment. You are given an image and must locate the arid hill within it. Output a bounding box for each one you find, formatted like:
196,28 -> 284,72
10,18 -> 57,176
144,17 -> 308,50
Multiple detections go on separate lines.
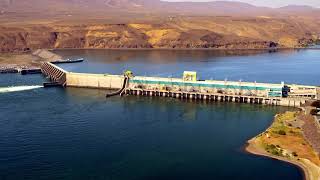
0,0 -> 320,52
1,0 -> 320,17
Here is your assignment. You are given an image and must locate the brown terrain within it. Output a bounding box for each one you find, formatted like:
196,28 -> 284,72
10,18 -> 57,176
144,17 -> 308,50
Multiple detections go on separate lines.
247,111 -> 320,180
301,113 -> 320,155
0,0 -> 320,53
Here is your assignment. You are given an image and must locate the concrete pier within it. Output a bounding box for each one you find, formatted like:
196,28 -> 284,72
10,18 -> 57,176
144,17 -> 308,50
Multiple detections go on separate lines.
0,65 -> 41,75
20,68 -> 42,75
122,88 -> 293,105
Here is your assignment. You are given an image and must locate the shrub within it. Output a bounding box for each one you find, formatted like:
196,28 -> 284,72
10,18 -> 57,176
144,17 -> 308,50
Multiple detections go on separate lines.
311,100 -> 320,108
267,144 -> 276,149
289,130 -> 295,134
310,109 -> 319,115
278,130 -> 286,135
265,144 -> 282,156
292,152 -> 298,157
271,150 -> 280,156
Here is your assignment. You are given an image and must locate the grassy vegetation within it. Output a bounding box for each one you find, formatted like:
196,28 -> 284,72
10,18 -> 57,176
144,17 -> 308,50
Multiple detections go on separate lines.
256,111 -> 320,165
310,109 -> 319,115
264,144 -> 283,156
270,112 -> 299,136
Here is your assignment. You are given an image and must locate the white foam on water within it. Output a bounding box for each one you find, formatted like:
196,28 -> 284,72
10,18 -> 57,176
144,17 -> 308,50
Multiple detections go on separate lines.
0,85 -> 43,93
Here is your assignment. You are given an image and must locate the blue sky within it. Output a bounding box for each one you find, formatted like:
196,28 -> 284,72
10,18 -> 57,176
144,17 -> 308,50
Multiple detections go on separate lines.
165,0 -> 320,8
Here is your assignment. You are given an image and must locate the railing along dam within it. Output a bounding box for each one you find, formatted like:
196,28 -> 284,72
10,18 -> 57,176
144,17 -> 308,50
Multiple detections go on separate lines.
40,62 -> 319,107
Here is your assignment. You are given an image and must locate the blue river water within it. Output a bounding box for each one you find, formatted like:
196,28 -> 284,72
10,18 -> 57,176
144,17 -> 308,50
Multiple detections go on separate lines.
1,49 -> 320,180
55,49 -> 320,85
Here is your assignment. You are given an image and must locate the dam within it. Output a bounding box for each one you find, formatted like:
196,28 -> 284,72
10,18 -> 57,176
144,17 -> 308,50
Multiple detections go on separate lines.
41,62 -> 319,107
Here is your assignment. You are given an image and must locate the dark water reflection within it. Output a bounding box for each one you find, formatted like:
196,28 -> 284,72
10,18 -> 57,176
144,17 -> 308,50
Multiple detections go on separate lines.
0,86 -> 302,180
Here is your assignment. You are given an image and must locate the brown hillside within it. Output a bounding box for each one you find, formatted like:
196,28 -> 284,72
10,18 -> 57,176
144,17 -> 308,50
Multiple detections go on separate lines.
0,0 -> 320,52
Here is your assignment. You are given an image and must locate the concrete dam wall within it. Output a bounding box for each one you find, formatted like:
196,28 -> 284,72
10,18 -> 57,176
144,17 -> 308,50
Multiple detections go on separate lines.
67,73 -> 124,89
40,62 -> 319,107
41,62 -> 124,89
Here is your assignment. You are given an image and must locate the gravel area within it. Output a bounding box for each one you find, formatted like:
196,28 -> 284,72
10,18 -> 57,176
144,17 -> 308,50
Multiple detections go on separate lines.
301,114 -> 320,154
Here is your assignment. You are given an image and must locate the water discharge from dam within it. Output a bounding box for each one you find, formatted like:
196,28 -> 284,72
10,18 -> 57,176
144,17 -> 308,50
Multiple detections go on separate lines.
0,85 -> 43,93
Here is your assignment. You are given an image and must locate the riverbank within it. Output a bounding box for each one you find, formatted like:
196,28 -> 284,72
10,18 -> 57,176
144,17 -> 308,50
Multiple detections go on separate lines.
2,47 -> 320,68
48,46 -> 320,51
0,53 -> 42,67
0,49 -> 62,70
246,111 -> 320,180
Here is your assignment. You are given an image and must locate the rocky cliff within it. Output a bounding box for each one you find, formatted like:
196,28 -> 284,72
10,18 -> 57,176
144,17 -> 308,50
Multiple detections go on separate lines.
1,0 -> 320,52
1,16 -> 319,52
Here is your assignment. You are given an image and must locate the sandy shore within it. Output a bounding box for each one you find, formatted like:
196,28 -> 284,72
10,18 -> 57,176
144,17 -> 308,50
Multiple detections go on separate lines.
246,139 -> 319,180
245,113 -> 320,180
0,53 -> 43,67
0,49 -> 62,68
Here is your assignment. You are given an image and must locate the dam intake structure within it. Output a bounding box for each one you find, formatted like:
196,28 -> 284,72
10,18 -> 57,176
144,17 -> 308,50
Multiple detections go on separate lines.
40,62 -> 319,107
106,76 -> 129,98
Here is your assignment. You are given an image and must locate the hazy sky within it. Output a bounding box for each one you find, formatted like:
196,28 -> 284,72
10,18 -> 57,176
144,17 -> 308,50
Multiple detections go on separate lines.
165,0 -> 320,8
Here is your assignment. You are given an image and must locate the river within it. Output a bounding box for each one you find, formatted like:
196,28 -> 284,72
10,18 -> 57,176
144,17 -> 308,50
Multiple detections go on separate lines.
1,49 -> 320,180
